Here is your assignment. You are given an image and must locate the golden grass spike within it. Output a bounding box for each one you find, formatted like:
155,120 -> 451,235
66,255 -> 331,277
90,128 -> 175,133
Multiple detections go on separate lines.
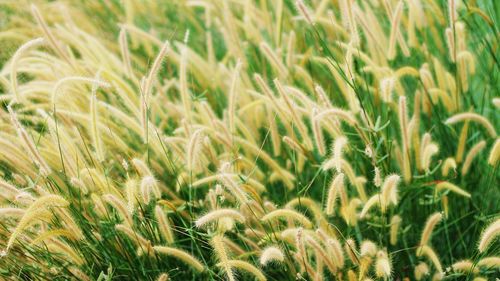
285,197 -> 323,223
295,0 -> 314,26
211,234 -> 235,281
260,43 -> 287,77
179,46 -> 191,122
360,194 -> 380,219
493,98 -> 500,108
332,136 -> 348,174
282,136 -> 305,155
228,60 -> 242,134
0,207 -> 25,218
307,235 -> 338,274
68,267 -> 91,281
445,113 -> 497,138
10,37 -> 45,102
155,205 -> 175,244
274,78 -> 312,149
445,27 -> 456,62
224,260 -> 267,281
315,108 -> 357,126
156,273 -> 169,281
375,250 -> 391,279
451,260 -> 478,273
5,194 -> 69,251
414,262 -> 430,280
435,182 -> 470,198
90,91 -> 103,162
327,238 -> 345,269
48,238 -> 84,265
416,245 -> 443,273
312,108 -> 326,155
419,212 -> 443,247
186,129 -> 204,173
0,179 -> 22,200
488,138 -> 500,166
261,209 -> 313,228
31,5 -> 71,64
145,40 -> 170,101
119,27 -> 133,78
344,238 -> 359,265
360,240 -> 377,257
390,215 -> 402,245
441,158 -> 457,176
153,246 -> 204,272
30,229 -> 77,245
387,1 -> 404,60
421,142 -> 439,172
477,256 -> 500,268
131,158 -> 153,177
195,208 -> 245,228
260,246 -> 284,265
140,176 -> 161,204
448,0 -> 456,26
399,96 -> 411,183
461,140 -> 486,175
125,178 -> 138,213
478,218 -> 500,253
102,194 -> 133,225
381,174 -> 401,211
325,173 -> 344,216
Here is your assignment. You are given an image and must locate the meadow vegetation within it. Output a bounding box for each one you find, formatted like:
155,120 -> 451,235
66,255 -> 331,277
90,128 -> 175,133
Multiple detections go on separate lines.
0,0 -> 499,280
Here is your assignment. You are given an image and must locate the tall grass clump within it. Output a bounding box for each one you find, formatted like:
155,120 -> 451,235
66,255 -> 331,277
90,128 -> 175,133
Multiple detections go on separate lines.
0,0 -> 498,280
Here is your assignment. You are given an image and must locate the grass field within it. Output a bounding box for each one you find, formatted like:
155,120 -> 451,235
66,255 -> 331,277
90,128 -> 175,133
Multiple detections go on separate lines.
0,0 -> 499,280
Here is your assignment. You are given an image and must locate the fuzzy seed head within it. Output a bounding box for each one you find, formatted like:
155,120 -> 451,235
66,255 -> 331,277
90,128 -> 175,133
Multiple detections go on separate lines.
260,246 -> 284,266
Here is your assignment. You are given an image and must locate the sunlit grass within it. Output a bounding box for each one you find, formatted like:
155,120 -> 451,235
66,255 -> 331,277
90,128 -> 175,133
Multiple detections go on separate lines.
0,0 -> 498,280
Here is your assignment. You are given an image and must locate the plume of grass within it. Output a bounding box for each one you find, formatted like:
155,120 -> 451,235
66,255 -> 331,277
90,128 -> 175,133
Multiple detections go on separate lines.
155,205 -> 174,244
488,139 -> 500,166
419,212 -> 443,247
9,37 -> 45,101
195,209 -> 245,228
450,260 -> 478,274
398,96 -> 412,183
477,256 -> 500,268
223,260 -> 267,281
387,1 -> 404,60
435,182 -> 471,198
102,194 -> 133,225
441,158 -> 457,176
461,140 -> 486,175
414,262 -> 429,280
261,209 -> 313,228
360,240 -> 377,257
416,245 -> 443,274
375,250 -> 392,279
5,194 -> 69,252
153,246 -> 204,272
228,60 -> 242,134
390,215 -> 402,246
325,173 -> 344,216
478,218 -> 500,253
0,0 -> 498,279
445,113 -> 497,138
260,246 -> 284,266
381,174 -> 401,211
211,234 -> 235,281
